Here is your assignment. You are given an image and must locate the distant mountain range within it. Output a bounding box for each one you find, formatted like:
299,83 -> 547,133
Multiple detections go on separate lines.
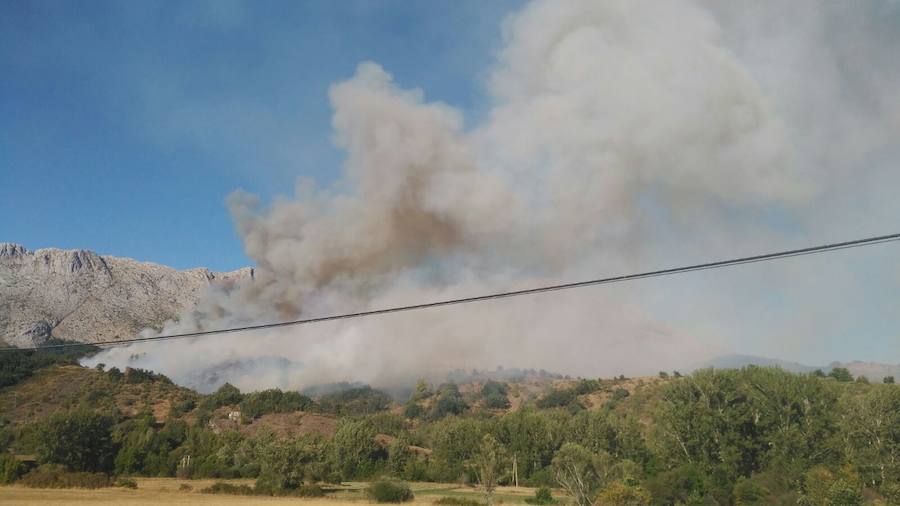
0,243 -> 252,347
693,354 -> 900,381
2,242 -> 898,383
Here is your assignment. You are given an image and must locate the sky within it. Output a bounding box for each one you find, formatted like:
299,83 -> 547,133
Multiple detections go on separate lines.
0,0 -> 523,271
3,1 -> 900,380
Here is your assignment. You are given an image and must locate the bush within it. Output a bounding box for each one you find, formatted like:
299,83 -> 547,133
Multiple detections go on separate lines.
403,402 -> 424,419
293,484 -> 326,497
178,483 -> 193,491
828,367 -> 853,382
525,486 -> 558,504
536,388 -> 577,409
732,477 -> 769,504
428,383 -> 469,420
115,477 -> 138,489
484,392 -> 511,409
611,388 -> 630,401
0,453 -> 25,484
240,389 -> 316,420
594,480 -> 651,506
318,386 -> 392,416
367,479 -> 414,503
0,344 -> 97,388
20,464 -> 111,489
202,481 -> 255,495
481,381 -> 511,409
123,367 -> 166,384
574,379 -> 602,395
434,497 -> 481,506
35,410 -> 117,472
171,399 -> 196,416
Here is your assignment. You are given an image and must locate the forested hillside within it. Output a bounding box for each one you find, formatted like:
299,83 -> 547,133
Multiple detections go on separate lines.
1,351 -> 898,505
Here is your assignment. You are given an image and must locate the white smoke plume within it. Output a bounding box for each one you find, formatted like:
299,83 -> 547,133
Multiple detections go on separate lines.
87,0 -> 900,392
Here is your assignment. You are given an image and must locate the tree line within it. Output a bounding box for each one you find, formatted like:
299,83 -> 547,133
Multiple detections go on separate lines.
1,362 -> 899,505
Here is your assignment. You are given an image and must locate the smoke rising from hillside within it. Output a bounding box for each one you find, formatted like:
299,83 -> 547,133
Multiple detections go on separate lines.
87,0 -> 900,392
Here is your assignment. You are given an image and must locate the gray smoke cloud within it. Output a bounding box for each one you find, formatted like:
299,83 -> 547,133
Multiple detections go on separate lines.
87,0 -> 900,392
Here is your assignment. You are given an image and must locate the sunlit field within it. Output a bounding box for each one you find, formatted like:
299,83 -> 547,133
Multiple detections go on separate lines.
0,478 -> 546,505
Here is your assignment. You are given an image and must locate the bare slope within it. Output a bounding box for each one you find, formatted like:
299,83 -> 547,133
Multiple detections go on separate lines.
0,243 -> 252,347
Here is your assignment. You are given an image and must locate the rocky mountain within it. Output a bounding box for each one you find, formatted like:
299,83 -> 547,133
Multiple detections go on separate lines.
0,243 -> 253,347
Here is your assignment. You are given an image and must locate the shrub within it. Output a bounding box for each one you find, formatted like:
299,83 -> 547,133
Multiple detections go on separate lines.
536,388 -> 577,409
403,402 -> 424,419
293,484 -> 326,497
0,453 -> 25,484
202,481 -> 255,495
0,344 -> 97,388
333,419 -> 386,479
240,389 -> 316,420
828,367 -> 853,382
36,410 -> 117,472
20,464 -> 111,489
525,486 -> 558,504
171,399 -> 196,416
574,379 -> 602,395
482,381 -> 511,409
318,385 -> 392,416
115,477 -> 138,489
178,483 -> 193,491
429,383 -> 469,420
732,477 -> 769,504
367,479 -> 414,503
434,497 -> 481,506
611,388 -> 630,401
594,480 -> 651,506
484,392 -> 511,409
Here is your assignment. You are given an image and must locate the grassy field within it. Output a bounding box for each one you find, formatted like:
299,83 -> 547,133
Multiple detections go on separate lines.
0,478 -> 548,505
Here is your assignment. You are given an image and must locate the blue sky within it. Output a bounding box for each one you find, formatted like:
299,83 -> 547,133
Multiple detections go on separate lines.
0,0 -> 523,271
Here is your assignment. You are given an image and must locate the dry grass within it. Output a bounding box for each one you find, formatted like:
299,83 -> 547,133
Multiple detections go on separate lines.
0,365 -> 196,427
0,478 -> 543,505
241,412 -> 338,439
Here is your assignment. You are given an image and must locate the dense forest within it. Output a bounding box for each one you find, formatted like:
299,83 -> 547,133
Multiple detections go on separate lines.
1,347 -> 898,505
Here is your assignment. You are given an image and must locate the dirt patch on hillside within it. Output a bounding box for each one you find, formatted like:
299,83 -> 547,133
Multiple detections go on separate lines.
240,412 -> 338,439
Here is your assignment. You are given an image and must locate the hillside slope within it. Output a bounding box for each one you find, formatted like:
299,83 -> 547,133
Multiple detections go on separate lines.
0,243 -> 252,347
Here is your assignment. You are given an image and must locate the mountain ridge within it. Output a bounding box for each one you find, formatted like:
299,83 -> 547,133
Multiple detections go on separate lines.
693,353 -> 900,381
0,242 -> 253,347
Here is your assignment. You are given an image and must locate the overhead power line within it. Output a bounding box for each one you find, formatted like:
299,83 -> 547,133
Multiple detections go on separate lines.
5,231 -> 900,352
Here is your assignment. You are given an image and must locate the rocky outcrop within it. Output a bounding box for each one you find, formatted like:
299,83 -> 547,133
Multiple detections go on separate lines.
0,243 -> 252,347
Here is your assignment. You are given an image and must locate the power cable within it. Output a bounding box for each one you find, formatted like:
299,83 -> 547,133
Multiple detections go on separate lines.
4,231 -> 900,352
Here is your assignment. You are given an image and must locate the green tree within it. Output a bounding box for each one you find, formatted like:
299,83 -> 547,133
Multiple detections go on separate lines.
656,367 -> 840,484
428,417 -> 485,482
468,434 -> 509,505
551,443 -> 600,506
482,380 -> 511,409
410,379 -> 432,401
495,409 -> 564,479
429,383 -> 469,420
798,466 -> 863,505
36,410 -> 117,473
828,368 -> 853,382
332,418 -> 385,479
594,479 -> 651,506
255,436 -> 332,492
0,453 -> 25,484
884,376 -> 895,384
840,385 -> 900,488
